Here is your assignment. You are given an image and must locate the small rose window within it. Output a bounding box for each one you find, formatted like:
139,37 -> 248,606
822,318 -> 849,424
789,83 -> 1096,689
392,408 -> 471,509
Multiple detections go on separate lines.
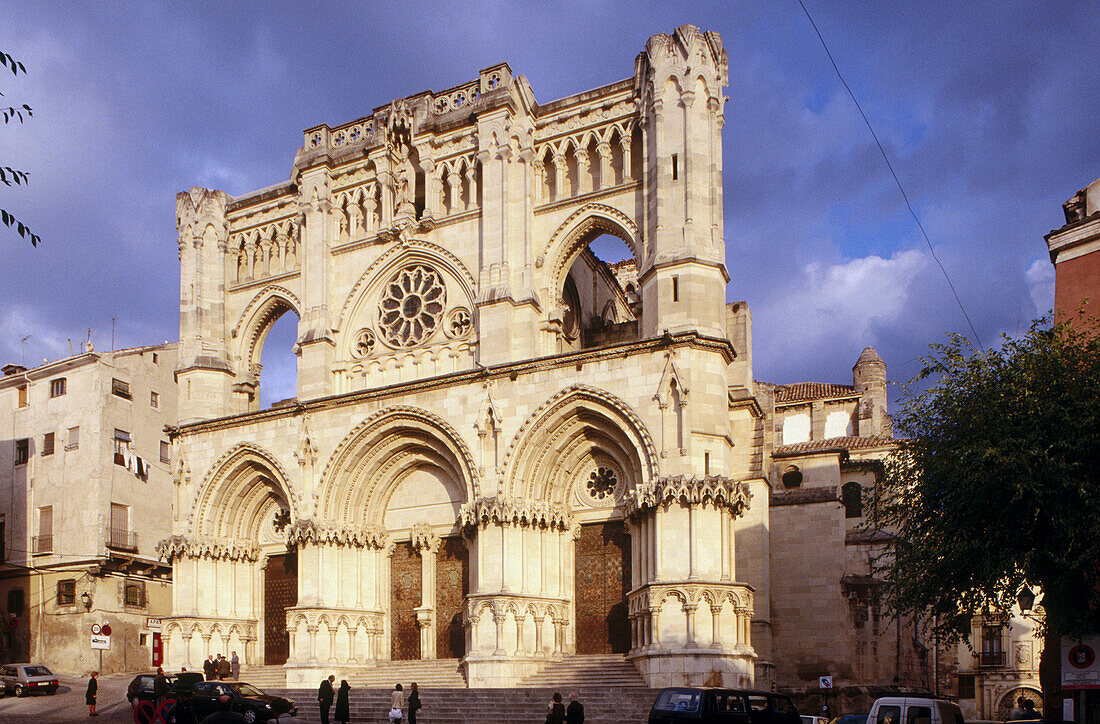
378,265 -> 446,347
586,467 -> 618,501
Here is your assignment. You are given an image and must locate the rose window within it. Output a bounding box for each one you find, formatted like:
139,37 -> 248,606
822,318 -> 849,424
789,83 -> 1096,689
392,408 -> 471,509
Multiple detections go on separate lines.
378,265 -> 446,347
351,328 -> 376,358
586,466 -> 618,501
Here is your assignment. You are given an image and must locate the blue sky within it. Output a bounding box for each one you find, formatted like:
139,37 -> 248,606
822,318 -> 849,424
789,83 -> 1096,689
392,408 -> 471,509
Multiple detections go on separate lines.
1,2 -> 1096,405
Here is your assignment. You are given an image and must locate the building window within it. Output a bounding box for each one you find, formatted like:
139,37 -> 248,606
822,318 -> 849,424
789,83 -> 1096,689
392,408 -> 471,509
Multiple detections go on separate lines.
152,353 -> 158,364
108,503 -> 136,551
49,378 -> 66,397
111,378 -> 131,400
114,430 -> 131,466
66,426 -> 79,451
980,625 -> 1006,667
139,633 -> 148,646
34,506 -> 52,555
150,391 -> 159,409
124,582 -> 146,608
958,674 -> 975,700
7,589 -> 23,615
14,439 -> 29,465
672,275 -> 679,302
781,412 -> 811,445
16,385 -> 27,408
160,440 -> 170,464
842,482 -> 863,518
57,579 -> 75,606
41,432 -> 54,457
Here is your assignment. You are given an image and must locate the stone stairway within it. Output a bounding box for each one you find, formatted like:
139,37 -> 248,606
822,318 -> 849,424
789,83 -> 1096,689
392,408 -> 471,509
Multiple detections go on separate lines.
515,654 -> 647,688
240,658 -> 466,690
262,686 -> 658,723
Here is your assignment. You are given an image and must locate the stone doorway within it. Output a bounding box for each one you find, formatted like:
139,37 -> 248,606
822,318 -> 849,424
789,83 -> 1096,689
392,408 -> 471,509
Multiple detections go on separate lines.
436,536 -> 469,658
263,552 -> 297,665
575,520 -> 631,654
391,541 -> 422,661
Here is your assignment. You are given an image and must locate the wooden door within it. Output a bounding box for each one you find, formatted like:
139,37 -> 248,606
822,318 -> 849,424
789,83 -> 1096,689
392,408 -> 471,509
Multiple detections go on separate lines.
390,541 -> 422,661
574,520 -> 631,654
263,552 -> 297,665
435,537 -> 469,659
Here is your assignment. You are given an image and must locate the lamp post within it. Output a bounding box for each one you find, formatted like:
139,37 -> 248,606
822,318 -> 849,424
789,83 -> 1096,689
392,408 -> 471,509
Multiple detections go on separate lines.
1017,586 -> 1036,612
80,592 -> 92,611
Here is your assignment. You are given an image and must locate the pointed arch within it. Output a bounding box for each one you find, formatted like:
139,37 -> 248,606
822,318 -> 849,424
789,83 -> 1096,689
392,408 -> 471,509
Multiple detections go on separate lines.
502,384 -> 659,505
317,406 -> 479,527
190,443 -> 297,541
540,203 -> 640,299
231,285 -> 303,376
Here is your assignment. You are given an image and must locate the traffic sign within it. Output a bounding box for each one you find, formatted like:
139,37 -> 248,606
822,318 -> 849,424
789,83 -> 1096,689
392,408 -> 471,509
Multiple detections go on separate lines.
819,676 -> 833,689
91,634 -> 110,650
90,623 -> 101,635
101,623 -> 112,636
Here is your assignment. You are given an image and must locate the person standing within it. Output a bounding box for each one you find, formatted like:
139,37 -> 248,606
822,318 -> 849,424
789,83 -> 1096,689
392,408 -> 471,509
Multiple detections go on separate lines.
85,671 -> 98,717
229,651 -> 240,680
566,691 -> 584,724
547,692 -> 566,724
218,654 -> 231,680
334,680 -> 351,724
203,655 -> 216,681
407,682 -> 421,724
154,667 -> 170,708
389,683 -> 405,723
318,674 -> 336,724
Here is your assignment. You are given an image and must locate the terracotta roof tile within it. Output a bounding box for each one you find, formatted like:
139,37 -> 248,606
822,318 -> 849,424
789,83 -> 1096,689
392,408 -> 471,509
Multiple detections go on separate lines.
772,435 -> 896,458
773,382 -> 858,403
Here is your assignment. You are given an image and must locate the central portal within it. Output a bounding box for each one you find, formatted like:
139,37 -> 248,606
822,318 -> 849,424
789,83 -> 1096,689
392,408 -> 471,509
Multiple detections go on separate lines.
263,552 -> 298,665
575,520 -> 631,654
391,541 -> 422,660
436,536 -> 469,658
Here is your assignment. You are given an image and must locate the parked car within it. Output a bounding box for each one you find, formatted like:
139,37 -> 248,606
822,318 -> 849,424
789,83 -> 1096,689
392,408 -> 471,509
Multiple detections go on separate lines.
836,714 -> 868,724
867,697 -> 964,724
191,680 -> 296,723
649,687 -> 801,724
127,671 -> 205,706
0,663 -> 59,697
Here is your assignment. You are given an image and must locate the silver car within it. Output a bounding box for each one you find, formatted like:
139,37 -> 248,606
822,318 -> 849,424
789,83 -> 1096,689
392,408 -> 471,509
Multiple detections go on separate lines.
0,663 -> 59,696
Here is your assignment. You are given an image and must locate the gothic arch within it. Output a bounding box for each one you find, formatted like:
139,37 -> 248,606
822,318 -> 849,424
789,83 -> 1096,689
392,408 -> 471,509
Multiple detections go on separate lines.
317,406 -> 479,526
190,443 -> 298,541
232,285 -> 303,378
540,203 -> 640,298
502,384 -> 659,505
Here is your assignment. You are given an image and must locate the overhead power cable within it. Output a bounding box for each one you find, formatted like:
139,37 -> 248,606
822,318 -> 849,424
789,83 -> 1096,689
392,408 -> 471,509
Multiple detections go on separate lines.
796,0 -> 985,353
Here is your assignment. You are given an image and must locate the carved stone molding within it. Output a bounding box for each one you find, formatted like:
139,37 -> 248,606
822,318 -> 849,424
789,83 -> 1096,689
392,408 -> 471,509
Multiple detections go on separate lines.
459,497 -> 572,531
284,518 -> 390,549
156,535 -> 260,563
625,475 -> 751,518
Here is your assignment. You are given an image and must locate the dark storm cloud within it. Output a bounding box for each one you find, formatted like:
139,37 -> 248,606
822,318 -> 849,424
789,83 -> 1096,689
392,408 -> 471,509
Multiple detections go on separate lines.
0,2 -> 1095,396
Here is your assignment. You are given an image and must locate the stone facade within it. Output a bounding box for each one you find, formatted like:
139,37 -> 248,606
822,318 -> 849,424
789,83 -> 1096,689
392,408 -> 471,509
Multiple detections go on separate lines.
0,344 -> 176,674
161,25 -> 930,693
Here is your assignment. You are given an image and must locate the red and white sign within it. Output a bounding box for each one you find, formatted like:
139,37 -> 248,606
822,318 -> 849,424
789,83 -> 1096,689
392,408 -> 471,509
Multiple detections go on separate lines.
90,623 -> 101,635
1062,637 -> 1100,690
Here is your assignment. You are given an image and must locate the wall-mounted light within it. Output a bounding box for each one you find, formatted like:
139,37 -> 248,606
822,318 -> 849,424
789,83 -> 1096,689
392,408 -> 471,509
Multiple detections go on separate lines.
80,592 -> 92,611
1017,586 -> 1036,612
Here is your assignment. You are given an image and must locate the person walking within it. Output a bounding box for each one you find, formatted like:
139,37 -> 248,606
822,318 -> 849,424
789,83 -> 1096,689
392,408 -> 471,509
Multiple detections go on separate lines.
566,691 -> 584,724
389,683 -> 405,723
334,680 -> 351,724
203,655 -> 216,681
318,674 -> 336,724
229,651 -> 240,680
546,691 -> 566,724
85,671 -> 98,717
154,667 -> 171,708
407,682 -> 421,724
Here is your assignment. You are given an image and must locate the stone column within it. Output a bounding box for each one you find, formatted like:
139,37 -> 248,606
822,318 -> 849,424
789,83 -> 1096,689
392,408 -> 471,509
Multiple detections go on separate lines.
532,160 -> 545,204
514,613 -> 526,655
327,624 -> 337,663
533,615 -> 545,655
447,172 -> 462,214
684,603 -> 698,647
710,604 -> 723,649
307,625 -> 318,663
412,525 -> 440,659
575,149 -> 591,194
552,153 -> 567,200
596,142 -> 612,190
183,631 -> 194,669
347,623 -> 358,664
649,607 -> 661,649
493,611 -> 507,656
464,163 -> 478,208
619,135 -> 632,185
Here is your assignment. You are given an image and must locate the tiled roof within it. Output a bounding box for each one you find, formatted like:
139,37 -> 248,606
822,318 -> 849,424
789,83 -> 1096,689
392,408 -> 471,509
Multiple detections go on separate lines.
772,435 -> 896,458
773,382 -> 858,403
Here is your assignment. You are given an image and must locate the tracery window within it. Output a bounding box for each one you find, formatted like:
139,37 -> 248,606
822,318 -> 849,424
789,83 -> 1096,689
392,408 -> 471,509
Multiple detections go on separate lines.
378,265 -> 446,348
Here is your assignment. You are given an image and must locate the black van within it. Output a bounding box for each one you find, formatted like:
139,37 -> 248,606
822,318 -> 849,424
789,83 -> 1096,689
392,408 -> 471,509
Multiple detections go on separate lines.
649,687 -> 801,724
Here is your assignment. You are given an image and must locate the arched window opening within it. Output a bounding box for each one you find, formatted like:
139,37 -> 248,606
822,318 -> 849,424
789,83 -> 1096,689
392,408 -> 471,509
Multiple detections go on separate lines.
258,311 -> 300,409
841,481 -> 863,518
559,232 -> 639,350
671,378 -> 685,452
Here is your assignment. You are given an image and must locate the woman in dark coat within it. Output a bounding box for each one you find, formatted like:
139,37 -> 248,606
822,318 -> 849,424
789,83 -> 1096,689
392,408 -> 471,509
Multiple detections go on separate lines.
334,679 -> 351,724
86,672 -> 98,716
546,691 -> 565,724
407,682 -> 421,724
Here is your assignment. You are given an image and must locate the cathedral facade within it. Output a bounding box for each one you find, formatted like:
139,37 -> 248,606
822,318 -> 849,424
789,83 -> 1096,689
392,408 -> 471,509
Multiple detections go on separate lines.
160,26 -> 909,692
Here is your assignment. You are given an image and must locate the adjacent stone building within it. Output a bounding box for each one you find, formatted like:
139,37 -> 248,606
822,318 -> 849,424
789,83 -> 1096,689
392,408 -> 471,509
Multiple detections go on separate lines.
1046,177 -> 1100,324
0,343 -> 176,674
159,26 -> 928,693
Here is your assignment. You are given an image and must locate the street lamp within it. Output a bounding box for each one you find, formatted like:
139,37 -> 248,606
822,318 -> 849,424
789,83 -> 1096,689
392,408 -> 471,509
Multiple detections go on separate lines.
1017,586 -> 1036,612
80,592 -> 92,611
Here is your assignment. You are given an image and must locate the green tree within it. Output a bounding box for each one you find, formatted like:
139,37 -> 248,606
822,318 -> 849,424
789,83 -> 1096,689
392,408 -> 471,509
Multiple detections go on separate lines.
1,49 -> 39,247
869,315 -> 1100,709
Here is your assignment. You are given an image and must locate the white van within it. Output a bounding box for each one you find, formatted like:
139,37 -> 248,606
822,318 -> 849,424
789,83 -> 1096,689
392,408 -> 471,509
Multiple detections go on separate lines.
867,697 -> 965,724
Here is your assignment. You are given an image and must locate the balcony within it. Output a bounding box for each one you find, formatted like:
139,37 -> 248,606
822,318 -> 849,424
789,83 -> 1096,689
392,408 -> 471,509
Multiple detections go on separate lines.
107,528 -> 138,553
32,535 -> 52,555
978,651 -> 1007,668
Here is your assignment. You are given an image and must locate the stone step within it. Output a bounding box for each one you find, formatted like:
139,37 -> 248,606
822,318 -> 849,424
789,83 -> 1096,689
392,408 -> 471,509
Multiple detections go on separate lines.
514,654 -> 646,688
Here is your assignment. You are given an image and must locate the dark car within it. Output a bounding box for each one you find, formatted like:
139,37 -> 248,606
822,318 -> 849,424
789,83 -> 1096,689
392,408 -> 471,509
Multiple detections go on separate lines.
127,671 -> 205,706
836,715 -> 867,724
0,663 -> 58,696
191,680 -> 296,723
650,687 -> 801,724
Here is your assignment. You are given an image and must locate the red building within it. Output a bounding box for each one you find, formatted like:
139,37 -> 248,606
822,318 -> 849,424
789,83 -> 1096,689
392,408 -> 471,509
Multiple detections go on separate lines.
1046,178 -> 1100,323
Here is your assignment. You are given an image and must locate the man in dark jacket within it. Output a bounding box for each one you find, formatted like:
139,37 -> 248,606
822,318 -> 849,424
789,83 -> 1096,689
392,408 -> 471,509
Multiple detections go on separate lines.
153,667 -> 170,707
202,655 -> 216,681
567,691 -> 584,724
216,655 -> 231,680
318,674 -> 335,724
